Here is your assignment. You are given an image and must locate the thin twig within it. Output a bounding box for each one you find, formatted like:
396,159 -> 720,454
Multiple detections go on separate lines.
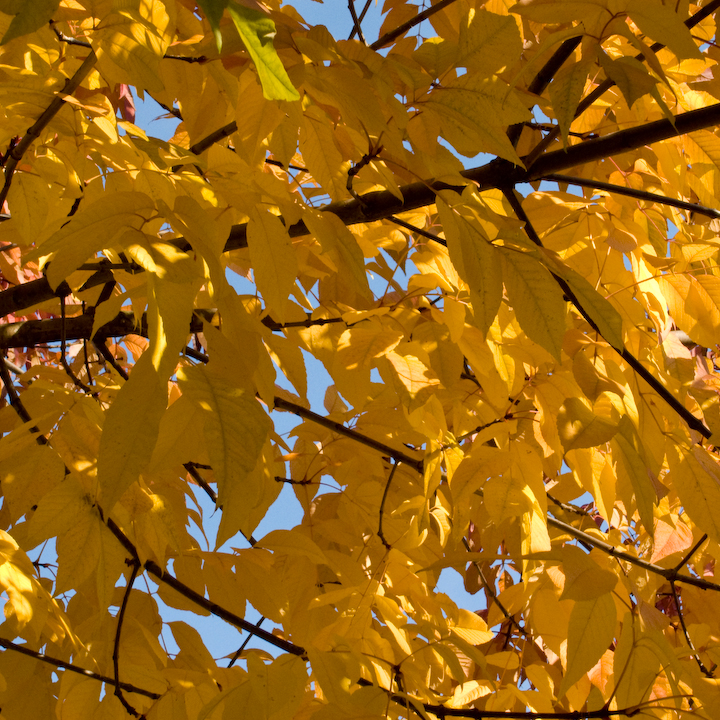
0,49 -> 97,208
378,461 -> 399,548
227,616 -> 265,667
0,354 -> 47,443
273,395 -> 424,472
541,173 -> 720,219
669,579 -> 716,677
348,0 -> 366,45
371,0 -> 461,50
113,561 -> 143,716
93,340 -> 129,381
0,637 -> 160,699
60,297 -> 91,392
348,0 -> 373,40
673,533 -> 708,574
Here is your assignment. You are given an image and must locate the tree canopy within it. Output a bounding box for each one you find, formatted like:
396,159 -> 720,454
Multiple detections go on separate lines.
2,0 -> 720,717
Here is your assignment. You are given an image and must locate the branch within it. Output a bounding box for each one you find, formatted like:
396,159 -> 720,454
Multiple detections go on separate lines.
0,49 -> 97,208
377,461 -> 399,548
371,0 -> 461,50
545,511 -> 720,593
0,354 -> 48,443
4,103 -> 720,322
0,637 -> 160,699
273,395 -> 424,472
522,0 -> 720,163
348,0 -> 373,41
540,173 -> 720,219
144,559 -> 306,657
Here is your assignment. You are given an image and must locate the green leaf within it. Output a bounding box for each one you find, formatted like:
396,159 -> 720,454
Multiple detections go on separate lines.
1,0 -> 59,44
196,0 -> 227,50
227,2 -> 300,101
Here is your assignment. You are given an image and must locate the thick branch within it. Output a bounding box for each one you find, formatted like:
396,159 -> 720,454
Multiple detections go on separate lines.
5,102 -> 720,321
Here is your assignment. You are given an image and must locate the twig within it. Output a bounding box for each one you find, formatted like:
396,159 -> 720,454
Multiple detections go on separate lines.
462,536 -> 528,638
387,216 -> 445,244
0,353 -> 47,443
371,0 -> 461,50
113,561 -> 143,716
0,637 -> 160,699
348,0 -> 367,45
94,340 -> 129,381
0,50 -> 97,208
378,461 -> 399,548
673,533 -> 707,575
227,616 -> 265,667
60,297 -> 91,392
273,395 -> 424,472
348,0 -> 373,40
540,173 -> 720,219
144,560 -> 306,656
669,579 -> 716,677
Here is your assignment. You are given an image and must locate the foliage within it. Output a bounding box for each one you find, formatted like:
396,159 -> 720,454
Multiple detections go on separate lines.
3,0 -> 720,718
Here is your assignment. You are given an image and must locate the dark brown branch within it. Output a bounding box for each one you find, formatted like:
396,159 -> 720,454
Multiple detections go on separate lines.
371,0 -> 461,50
0,354 -> 47,443
0,637 -> 160,699
94,340 -> 129,381
4,103 -> 720,322
113,561 -> 143,716
348,0 -> 373,40
541,173 -> 720,219
273,395 -> 424,472
144,560 -> 305,656
0,50 -> 97,208
546,512 -> 720,593
189,122 -> 237,155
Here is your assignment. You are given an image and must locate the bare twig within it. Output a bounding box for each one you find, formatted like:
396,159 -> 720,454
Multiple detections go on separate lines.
113,561 -> 143,716
669,579 -> 716,677
348,0 -> 373,40
227,616 -> 266,667
0,50 -> 97,208
273,395 -> 424,472
371,0 -> 461,50
540,173 -> 720,219
0,637 -> 160,699
378,461 -> 399,548
348,0 -> 367,45
0,354 -> 47,443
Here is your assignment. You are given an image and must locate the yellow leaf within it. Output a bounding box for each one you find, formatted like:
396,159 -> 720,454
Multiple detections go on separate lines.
559,546 -> 617,601
447,680 -> 493,708
559,592 -> 616,698
247,208 -> 298,323
437,199 -> 502,337
548,52 -> 596,146
668,446 -> 720,545
627,0 -> 702,60
557,397 -> 618,451
178,364 -> 271,524
6,173 -> 49,243
500,248 -> 566,360
450,608 -> 495,645
97,354 -> 168,510
40,192 -> 155,290
425,75 -> 529,164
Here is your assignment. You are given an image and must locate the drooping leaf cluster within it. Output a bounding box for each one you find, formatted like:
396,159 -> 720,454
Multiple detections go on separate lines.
1,0 -> 720,718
